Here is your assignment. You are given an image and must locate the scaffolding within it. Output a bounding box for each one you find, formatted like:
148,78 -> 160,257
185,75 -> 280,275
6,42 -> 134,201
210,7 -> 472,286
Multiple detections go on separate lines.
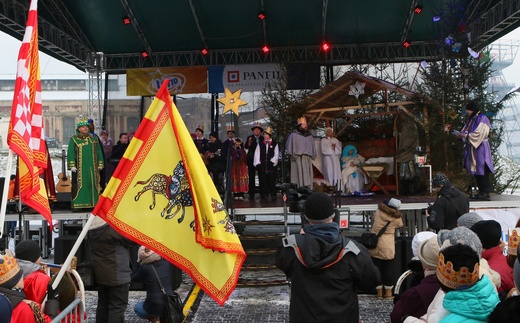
491,40 -> 520,161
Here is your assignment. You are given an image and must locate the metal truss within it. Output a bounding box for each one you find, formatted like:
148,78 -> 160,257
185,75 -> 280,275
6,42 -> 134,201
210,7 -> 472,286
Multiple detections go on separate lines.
103,42 -> 441,73
468,0 -> 520,50
0,0 -> 93,71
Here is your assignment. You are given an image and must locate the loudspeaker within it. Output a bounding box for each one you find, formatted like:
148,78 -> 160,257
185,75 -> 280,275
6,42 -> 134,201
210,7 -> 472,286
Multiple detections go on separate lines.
54,236 -> 85,264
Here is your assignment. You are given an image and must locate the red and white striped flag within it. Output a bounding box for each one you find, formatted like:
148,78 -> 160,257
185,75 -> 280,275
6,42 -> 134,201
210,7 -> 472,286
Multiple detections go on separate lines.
7,0 -> 51,223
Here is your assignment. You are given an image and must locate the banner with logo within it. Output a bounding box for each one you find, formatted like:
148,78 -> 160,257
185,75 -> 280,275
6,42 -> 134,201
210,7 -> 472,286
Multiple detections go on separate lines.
209,63 -> 320,93
127,67 -> 208,96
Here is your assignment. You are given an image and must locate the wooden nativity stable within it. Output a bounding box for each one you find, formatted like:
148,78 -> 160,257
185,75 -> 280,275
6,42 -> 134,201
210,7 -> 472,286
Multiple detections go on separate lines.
295,70 -> 431,195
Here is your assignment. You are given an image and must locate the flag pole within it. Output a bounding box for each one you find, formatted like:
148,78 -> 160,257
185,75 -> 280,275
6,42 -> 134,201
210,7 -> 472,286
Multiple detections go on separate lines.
51,214 -> 95,290
0,150 -> 15,237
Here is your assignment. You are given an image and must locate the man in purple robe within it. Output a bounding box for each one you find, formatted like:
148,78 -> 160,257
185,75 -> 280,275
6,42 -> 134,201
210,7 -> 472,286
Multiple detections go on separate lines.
455,101 -> 494,200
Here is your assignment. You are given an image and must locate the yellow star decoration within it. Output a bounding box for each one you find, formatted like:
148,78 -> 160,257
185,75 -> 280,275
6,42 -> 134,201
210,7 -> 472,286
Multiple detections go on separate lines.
217,87 -> 247,116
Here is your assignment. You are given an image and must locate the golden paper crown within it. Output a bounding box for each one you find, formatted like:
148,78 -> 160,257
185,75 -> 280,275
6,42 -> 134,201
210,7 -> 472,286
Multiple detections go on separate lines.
509,228 -> 520,256
297,117 -> 307,125
436,253 -> 479,290
196,124 -> 204,132
76,118 -> 90,128
264,127 -> 273,136
0,251 -> 21,287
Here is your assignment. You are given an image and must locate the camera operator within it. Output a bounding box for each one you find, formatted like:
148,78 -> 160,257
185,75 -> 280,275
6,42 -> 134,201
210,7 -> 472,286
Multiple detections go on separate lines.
426,172 -> 469,231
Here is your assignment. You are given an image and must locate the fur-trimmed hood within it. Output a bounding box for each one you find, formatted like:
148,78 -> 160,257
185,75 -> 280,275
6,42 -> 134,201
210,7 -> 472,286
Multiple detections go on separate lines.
377,203 -> 402,219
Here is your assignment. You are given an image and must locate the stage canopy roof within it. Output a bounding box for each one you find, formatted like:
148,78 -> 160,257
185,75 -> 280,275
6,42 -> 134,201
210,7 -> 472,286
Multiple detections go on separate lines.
1,0 -> 519,72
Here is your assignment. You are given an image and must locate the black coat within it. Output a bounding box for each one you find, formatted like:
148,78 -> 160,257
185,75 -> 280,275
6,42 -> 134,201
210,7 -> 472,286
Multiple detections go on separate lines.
245,134 -> 264,163
427,183 -> 469,230
276,224 -> 380,323
131,259 -> 173,316
88,224 -> 134,286
257,140 -> 278,173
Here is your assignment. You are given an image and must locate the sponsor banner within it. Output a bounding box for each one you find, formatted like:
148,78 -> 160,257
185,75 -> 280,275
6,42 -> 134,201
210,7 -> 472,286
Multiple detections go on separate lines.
208,63 -> 320,93
127,67 -> 208,96
209,64 -> 282,93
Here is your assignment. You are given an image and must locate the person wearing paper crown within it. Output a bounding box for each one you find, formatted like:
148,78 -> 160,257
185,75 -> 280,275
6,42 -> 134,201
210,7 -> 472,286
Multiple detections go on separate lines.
67,118 -> 105,210
286,116 -> 316,188
245,121 -> 264,200
254,126 -> 279,201
0,250 -> 48,322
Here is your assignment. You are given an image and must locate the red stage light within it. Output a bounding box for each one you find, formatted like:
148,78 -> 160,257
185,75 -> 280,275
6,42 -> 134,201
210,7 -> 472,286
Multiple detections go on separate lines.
141,51 -> 149,58
201,48 -> 208,56
261,45 -> 270,54
258,11 -> 266,20
321,41 -> 331,52
414,5 -> 423,14
402,41 -> 411,48
122,16 -> 131,25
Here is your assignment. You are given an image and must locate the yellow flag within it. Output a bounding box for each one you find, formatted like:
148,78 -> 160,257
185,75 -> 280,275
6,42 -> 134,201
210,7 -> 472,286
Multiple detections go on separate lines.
93,80 -> 246,305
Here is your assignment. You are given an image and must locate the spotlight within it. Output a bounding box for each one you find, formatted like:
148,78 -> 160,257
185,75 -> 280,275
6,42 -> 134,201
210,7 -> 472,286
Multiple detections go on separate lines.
122,16 -> 131,25
433,16 -> 441,22
261,45 -> 270,54
413,5 -> 423,14
201,48 -> 208,56
445,34 -> 455,46
258,11 -> 266,20
141,51 -> 149,58
402,41 -> 411,48
321,40 -> 331,52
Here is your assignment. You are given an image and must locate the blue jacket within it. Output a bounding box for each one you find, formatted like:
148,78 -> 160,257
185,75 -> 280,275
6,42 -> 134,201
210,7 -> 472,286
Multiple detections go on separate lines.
440,275 -> 499,323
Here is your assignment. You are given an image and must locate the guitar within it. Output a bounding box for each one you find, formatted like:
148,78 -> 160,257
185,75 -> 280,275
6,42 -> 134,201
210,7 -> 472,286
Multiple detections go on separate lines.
56,149 -> 72,193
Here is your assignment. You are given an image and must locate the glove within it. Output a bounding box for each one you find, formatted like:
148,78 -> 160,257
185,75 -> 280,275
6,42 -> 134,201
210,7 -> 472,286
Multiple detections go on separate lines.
43,285 -> 59,318
71,167 -> 77,172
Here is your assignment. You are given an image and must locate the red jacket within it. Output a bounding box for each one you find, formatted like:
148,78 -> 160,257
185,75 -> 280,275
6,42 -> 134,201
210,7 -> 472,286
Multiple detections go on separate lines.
482,246 -> 514,294
24,270 -> 50,304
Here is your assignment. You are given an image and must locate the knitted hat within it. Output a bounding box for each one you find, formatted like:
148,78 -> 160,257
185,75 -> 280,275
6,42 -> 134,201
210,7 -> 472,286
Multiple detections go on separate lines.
251,122 -> 263,132
418,235 -> 440,269
384,198 -> 401,210
304,192 -> 335,223
438,226 -> 483,258
196,125 -> 204,132
457,212 -> 483,228
0,250 -> 23,289
465,101 -> 479,112
412,231 -> 437,258
509,228 -> 520,257
437,244 -> 480,290
15,240 -> 41,263
209,131 -> 218,139
432,172 -> 449,188
471,220 -> 502,249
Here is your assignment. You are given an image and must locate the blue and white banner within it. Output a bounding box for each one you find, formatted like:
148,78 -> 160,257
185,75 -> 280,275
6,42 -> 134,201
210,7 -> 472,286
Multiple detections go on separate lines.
208,63 -> 320,93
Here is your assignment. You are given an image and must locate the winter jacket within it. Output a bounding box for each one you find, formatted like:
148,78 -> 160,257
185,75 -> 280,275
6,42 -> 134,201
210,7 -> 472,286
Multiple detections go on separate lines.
276,222 -> 380,323
427,184 -> 469,231
18,259 -> 50,304
482,246 -> 514,294
131,258 -> 173,316
391,273 -> 440,323
368,203 -> 404,260
88,223 -> 134,286
0,287 -> 43,323
440,275 -> 499,323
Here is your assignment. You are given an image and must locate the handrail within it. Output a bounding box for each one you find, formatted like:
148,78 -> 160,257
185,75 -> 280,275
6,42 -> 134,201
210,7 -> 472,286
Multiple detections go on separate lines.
50,298 -> 83,323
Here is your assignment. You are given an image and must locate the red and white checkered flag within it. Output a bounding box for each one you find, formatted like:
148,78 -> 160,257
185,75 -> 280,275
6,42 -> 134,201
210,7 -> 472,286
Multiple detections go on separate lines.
7,0 -> 51,223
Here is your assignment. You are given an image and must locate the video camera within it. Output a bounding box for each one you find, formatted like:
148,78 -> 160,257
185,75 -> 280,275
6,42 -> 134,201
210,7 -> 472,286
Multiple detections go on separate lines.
280,183 -> 313,213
